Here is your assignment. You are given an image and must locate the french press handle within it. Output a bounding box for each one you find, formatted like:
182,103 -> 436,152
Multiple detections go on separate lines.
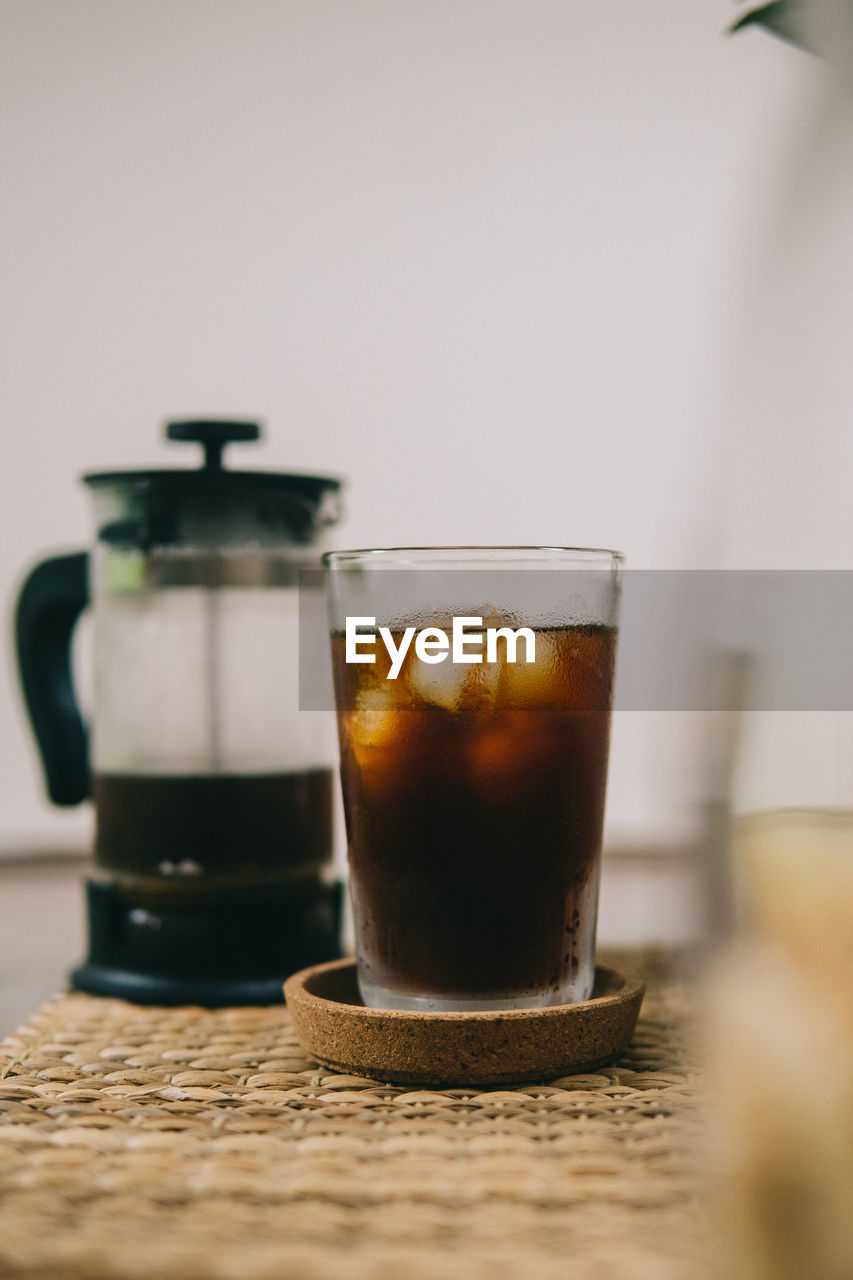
15,552 -> 90,806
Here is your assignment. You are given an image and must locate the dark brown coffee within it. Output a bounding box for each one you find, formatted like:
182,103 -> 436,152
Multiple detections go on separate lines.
332,624 -> 616,1005
93,769 -> 333,887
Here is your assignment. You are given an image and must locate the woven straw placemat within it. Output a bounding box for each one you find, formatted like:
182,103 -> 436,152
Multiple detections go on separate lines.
0,951 -> 706,1280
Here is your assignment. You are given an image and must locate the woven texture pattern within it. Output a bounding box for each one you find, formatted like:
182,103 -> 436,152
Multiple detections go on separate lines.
0,953 -> 705,1280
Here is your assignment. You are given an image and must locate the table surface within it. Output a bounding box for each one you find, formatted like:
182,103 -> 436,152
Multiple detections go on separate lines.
0,949 -> 706,1280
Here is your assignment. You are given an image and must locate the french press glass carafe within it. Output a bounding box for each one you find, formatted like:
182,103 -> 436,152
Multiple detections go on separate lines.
16,420 -> 343,1003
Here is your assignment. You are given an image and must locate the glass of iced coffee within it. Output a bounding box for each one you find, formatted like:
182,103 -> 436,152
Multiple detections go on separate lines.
325,547 -> 621,1011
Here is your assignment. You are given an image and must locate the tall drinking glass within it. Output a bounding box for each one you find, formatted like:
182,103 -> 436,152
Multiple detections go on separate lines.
325,547 -> 622,1011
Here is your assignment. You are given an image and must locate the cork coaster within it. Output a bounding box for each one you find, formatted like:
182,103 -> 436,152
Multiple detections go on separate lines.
284,960 -> 644,1085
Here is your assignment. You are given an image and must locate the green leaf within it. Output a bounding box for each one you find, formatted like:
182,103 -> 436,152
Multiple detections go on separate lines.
730,1 -> 818,53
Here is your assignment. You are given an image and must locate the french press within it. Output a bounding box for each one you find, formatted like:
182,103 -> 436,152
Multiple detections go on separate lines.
16,420 -> 343,1004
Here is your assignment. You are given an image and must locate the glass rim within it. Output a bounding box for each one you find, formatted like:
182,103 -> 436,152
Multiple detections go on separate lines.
323,545 -> 623,567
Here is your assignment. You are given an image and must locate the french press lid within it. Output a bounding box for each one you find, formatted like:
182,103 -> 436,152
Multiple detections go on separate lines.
84,420 -> 342,548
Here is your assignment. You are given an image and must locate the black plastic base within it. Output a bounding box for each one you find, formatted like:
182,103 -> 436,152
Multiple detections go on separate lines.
71,875 -> 342,1006
70,962 -> 298,1007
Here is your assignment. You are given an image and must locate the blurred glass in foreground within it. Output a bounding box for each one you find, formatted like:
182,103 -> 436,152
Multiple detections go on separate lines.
708,10 -> 853,1278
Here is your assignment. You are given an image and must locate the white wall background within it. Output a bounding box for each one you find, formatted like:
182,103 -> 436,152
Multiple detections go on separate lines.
1,1 -> 842,853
